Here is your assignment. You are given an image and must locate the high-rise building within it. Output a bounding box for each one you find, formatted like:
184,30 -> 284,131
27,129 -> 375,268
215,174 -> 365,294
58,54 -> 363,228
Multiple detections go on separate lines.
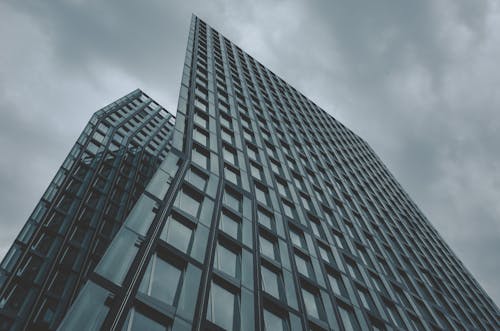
2,15 -> 499,331
0,89 -> 175,331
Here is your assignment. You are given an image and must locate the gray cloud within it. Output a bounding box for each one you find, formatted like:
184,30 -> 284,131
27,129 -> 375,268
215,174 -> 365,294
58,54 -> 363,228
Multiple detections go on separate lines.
1,0 -> 499,306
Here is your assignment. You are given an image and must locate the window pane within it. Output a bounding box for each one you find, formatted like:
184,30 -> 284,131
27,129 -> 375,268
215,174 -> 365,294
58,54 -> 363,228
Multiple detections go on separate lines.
261,266 -> 280,298
289,230 -> 303,248
301,288 -> 320,319
264,309 -> 284,331
260,236 -> 276,260
207,282 -> 236,331
338,305 -> 358,331
220,213 -> 239,239
327,273 -> 346,297
224,165 -> 239,184
295,254 -> 310,277
192,147 -> 208,168
193,127 -> 207,145
223,146 -> 236,164
139,255 -> 182,306
223,189 -> 241,212
214,244 -> 237,277
257,209 -> 273,229
126,309 -> 166,331
185,168 -> 207,190
163,218 -> 192,253
176,189 -> 201,217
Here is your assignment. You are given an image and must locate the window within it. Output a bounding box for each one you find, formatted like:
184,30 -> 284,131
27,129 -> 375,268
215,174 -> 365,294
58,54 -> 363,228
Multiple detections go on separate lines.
161,216 -> 193,253
139,253 -> 182,306
338,304 -> 360,331
257,208 -> 274,230
250,162 -> 263,180
282,200 -> 296,219
221,128 -> 234,144
122,307 -> 170,331
255,185 -> 269,205
385,300 -> 404,328
333,231 -> 346,249
192,146 -> 209,168
294,253 -> 312,278
300,194 -> 312,212
263,309 -> 286,331
327,272 -> 347,297
223,188 -> 241,212
174,188 -> 201,218
206,282 -> 238,331
247,145 -> 258,160
224,164 -> 239,184
220,114 -> 231,128
260,235 -> 276,260
214,243 -> 238,278
219,212 -> 239,239
318,244 -> 332,264
261,265 -> 281,298
301,287 -> 322,320
193,127 -> 208,146
289,228 -> 305,249
357,286 -> 375,311
223,145 -> 236,164
194,111 -> 208,128
276,179 -> 289,197
185,167 -> 207,190
309,219 -> 324,239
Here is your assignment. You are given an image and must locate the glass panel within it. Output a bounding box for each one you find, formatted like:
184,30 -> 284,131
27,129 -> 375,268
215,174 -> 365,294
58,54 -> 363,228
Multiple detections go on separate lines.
294,254 -> 310,277
223,189 -> 241,212
139,254 -> 182,305
185,168 -> 207,190
224,165 -> 239,184
175,189 -> 201,218
261,265 -> 280,298
126,195 -> 158,236
57,282 -> 109,331
214,244 -> 237,277
260,236 -> 276,260
96,228 -> 138,285
192,147 -> 208,169
264,309 -> 285,331
123,308 -> 167,331
301,288 -> 319,319
338,305 -> 357,331
219,213 -> 239,239
207,282 -> 237,331
162,217 -> 192,253
327,273 -> 347,297
257,209 -> 273,230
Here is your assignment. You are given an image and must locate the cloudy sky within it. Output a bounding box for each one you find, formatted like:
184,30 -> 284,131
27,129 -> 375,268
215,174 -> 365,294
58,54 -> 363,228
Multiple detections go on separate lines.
1,0 -> 499,305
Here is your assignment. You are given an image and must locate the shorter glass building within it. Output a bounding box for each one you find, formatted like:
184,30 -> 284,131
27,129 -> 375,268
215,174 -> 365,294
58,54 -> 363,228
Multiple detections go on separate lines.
0,89 -> 175,331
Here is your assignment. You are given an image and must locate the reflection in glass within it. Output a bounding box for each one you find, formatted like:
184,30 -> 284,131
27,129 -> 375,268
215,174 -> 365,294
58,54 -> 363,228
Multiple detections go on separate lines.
213,243 -> 238,277
263,309 -> 285,331
139,254 -> 182,305
206,282 -> 237,331
162,217 -> 192,253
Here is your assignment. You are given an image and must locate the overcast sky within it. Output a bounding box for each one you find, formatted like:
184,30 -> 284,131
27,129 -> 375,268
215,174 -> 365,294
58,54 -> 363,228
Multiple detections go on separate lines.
1,0 -> 499,305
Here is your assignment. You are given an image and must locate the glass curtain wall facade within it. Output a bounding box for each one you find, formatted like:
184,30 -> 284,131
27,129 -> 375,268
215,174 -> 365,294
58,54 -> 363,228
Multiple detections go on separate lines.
2,15 -> 499,331
0,89 -> 175,331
